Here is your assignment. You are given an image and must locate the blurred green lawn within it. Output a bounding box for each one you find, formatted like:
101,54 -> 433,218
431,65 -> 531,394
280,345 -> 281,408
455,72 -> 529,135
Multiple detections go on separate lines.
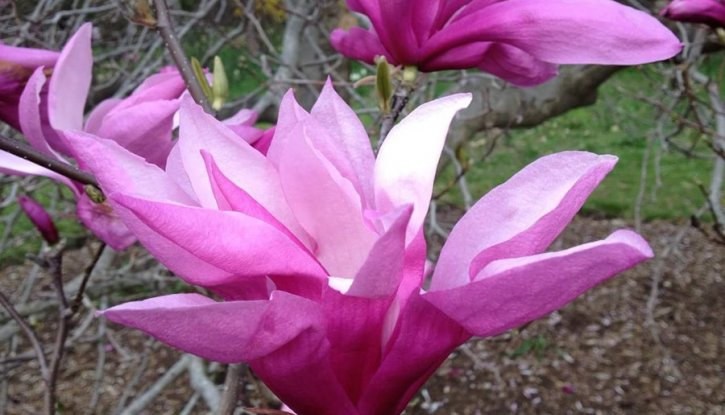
435,67 -> 715,221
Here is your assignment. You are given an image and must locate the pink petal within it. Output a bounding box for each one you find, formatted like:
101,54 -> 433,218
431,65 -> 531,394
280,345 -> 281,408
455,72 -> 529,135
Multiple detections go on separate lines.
377,0 -> 432,61
253,127 -> 275,155
226,124 -> 265,145
223,108 -> 258,126
358,292 -> 469,415
0,151 -> 78,195
177,97 -> 304,242
276,121 -> 377,277
422,41 -> 558,86
61,130 -> 192,204
250,312 -> 359,415
476,43 -> 559,86
113,70 -> 186,112
110,193 -> 326,298
423,0 -> 682,65
76,195 -> 136,250
266,89 -> 309,164
164,142 -> 198,201
424,230 -> 653,336
202,151 -> 316,257
48,23 -> 92,132
18,68 -> 60,157
84,98 -> 121,134
0,44 -> 57,131
348,204 -> 412,298
330,27 -> 391,64
431,151 -> 617,291
374,93 -> 471,242
321,287 -> 393,404
310,79 -> 376,208
102,291 -> 324,363
95,99 -> 178,166
661,0 -> 725,26
0,42 -> 59,67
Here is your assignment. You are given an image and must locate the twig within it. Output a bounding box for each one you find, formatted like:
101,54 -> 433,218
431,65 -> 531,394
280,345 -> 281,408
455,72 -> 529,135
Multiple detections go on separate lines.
179,393 -> 200,415
71,243 -> 108,315
217,363 -> 242,415
0,291 -> 48,380
188,356 -> 221,411
378,84 -> 413,152
45,245 -> 69,415
0,133 -> 97,187
89,296 -> 108,412
152,0 -> 213,113
113,343 -> 151,414
118,354 -> 191,415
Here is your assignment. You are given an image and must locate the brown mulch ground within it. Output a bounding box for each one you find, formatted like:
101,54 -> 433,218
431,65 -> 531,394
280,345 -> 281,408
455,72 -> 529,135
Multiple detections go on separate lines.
1,217 -> 723,414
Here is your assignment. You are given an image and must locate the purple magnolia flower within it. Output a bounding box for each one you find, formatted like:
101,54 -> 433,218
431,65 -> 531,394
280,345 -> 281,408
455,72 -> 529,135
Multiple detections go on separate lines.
0,42 -> 59,131
62,82 -> 652,415
331,0 -> 683,86
17,195 -> 59,245
0,24 -> 266,249
661,0 -> 725,27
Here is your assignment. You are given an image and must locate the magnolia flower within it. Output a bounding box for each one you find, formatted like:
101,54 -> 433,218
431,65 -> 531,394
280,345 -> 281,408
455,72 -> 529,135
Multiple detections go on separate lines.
0,43 -> 58,131
0,24 -> 265,248
331,0 -> 682,86
661,0 -> 725,27
64,83 -> 652,415
17,195 -> 59,245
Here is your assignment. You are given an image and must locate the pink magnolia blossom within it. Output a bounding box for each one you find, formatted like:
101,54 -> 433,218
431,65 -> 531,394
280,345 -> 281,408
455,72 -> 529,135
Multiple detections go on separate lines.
331,0 -> 682,86
17,195 -> 59,245
661,0 -> 725,27
0,24 -> 265,249
0,42 -> 59,131
63,83 -> 652,415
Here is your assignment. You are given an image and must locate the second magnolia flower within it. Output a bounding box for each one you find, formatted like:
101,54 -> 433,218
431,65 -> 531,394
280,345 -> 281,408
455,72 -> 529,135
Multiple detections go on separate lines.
332,0 -> 682,86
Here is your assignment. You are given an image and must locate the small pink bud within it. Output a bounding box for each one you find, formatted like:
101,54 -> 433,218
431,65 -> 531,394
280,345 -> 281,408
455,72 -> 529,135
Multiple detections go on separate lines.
17,196 -> 59,245
561,384 -> 575,395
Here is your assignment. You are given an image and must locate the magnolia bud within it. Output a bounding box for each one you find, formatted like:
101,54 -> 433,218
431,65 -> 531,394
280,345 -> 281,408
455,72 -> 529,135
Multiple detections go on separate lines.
191,57 -> 214,103
212,56 -> 229,111
375,56 -> 393,114
17,196 -> 59,245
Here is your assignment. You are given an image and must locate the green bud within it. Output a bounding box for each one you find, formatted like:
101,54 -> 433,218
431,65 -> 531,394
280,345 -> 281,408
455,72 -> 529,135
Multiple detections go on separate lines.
402,65 -> 418,84
717,28 -> 725,45
211,56 -> 229,111
191,57 -> 214,103
84,185 -> 106,204
375,56 -> 393,114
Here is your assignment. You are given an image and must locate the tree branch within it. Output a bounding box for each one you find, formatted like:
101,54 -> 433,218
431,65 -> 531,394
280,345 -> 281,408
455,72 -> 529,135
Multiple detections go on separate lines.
0,133 -> 97,187
152,0 -> 213,113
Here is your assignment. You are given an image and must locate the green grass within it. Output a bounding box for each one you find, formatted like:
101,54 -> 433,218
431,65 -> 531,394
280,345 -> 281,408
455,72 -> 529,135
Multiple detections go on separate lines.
435,67 -> 715,221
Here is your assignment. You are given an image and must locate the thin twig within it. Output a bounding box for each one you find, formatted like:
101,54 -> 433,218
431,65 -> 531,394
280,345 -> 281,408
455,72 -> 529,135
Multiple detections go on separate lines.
0,291 -> 48,379
217,363 -> 242,415
118,355 -> 192,415
378,84 -> 413,152
45,246 -> 69,415
188,356 -> 221,411
71,243 -> 108,315
152,0 -> 213,113
0,133 -> 97,186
